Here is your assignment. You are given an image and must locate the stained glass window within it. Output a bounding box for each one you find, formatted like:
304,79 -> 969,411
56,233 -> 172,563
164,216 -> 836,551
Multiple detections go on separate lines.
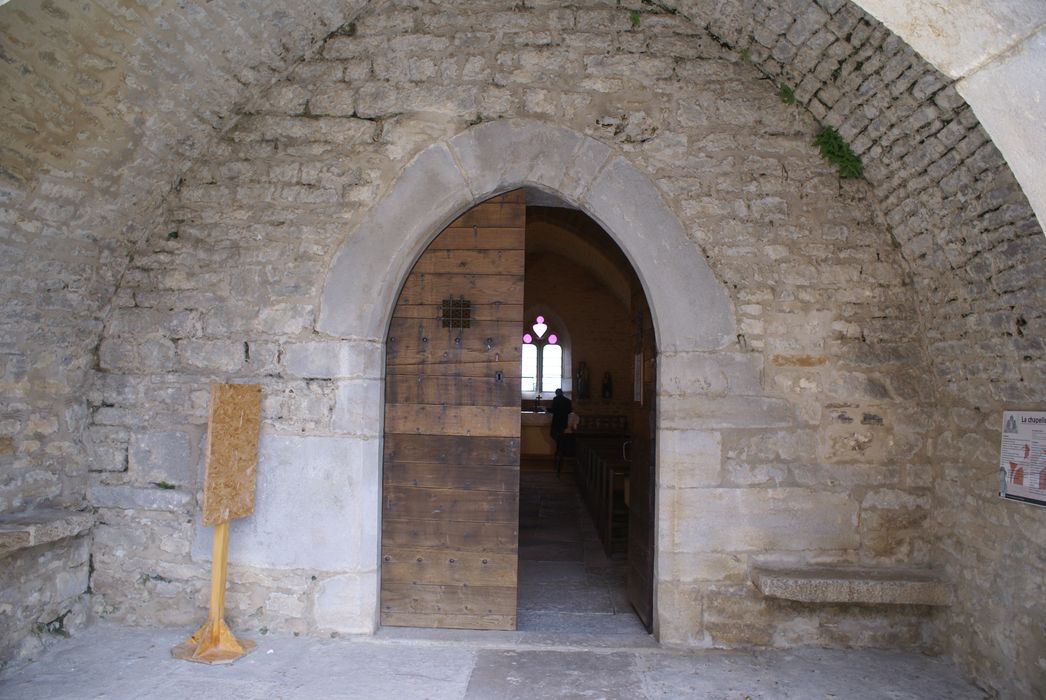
521,315 -> 564,396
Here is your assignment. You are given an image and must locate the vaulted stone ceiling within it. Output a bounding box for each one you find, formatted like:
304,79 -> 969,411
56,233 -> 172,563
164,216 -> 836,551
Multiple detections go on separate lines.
1,0 -> 1043,429
1,1 -> 1041,261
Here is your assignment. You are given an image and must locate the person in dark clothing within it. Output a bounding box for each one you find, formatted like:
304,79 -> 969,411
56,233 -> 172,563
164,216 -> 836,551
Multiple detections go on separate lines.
549,389 -> 572,475
549,388 -> 572,440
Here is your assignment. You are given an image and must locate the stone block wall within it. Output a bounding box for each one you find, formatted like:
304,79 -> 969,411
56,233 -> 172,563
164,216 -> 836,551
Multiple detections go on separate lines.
658,2 -> 1046,695
84,0 -> 937,651
0,0 -> 368,668
0,0 -> 1041,695
0,535 -> 91,671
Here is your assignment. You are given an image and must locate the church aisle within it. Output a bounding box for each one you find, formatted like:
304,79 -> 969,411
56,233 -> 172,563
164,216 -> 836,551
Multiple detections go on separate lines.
516,462 -> 646,636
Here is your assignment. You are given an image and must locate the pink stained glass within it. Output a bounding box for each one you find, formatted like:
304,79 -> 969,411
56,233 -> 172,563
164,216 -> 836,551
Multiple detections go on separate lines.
523,333 -> 533,344
535,315 -> 545,324
547,334 -> 557,344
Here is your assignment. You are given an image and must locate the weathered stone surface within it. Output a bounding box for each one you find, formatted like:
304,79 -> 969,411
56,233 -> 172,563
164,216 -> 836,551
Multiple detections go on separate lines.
665,488 -> 860,553
313,573 -> 378,634
448,119 -> 591,203
0,535 -> 91,671
192,435 -> 380,572
581,155 -> 736,353
751,564 -> 952,605
956,28 -> 1046,233
318,143 -> 470,340
658,430 -> 722,488
281,340 -> 383,380
88,486 -> 193,512
0,510 -> 94,558
128,431 -> 194,487
331,379 -> 383,437
319,120 -> 738,355
659,352 -> 763,396
658,395 -> 795,430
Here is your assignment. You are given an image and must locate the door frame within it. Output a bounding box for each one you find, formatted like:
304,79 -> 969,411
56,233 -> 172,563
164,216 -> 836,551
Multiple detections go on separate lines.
317,119 -> 747,640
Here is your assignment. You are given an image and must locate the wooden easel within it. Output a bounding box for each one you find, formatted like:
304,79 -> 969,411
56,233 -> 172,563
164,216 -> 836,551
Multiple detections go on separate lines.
172,384 -> 261,664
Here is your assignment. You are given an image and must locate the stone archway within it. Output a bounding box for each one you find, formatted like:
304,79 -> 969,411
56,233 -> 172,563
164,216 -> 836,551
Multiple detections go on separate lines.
317,118 -> 751,637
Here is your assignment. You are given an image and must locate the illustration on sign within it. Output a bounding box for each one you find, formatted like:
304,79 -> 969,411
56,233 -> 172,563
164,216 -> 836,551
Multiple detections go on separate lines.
998,411 -> 1046,508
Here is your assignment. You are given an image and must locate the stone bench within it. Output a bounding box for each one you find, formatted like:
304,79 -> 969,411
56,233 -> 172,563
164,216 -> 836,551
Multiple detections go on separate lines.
751,564 -> 952,607
0,509 -> 95,558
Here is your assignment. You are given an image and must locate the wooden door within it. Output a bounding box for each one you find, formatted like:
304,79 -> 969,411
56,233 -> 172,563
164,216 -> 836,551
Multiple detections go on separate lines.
627,293 -> 656,632
380,190 -> 525,630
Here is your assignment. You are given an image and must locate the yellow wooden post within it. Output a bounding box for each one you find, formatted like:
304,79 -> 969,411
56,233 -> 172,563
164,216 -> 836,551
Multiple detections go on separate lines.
171,522 -> 256,664
172,383 -> 261,665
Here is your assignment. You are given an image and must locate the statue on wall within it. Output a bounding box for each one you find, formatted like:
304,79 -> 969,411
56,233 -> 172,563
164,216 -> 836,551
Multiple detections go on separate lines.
601,372 -> 613,399
576,361 -> 590,399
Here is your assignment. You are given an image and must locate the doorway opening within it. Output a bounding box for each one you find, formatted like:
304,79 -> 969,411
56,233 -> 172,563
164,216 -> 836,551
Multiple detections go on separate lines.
517,202 -> 655,636
378,189 -> 655,636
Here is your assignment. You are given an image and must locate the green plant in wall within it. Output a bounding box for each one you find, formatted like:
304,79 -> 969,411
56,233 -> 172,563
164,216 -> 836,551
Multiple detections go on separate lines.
778,83 -> 795,105
814,126 -> 863,179
628,10 -> 641,29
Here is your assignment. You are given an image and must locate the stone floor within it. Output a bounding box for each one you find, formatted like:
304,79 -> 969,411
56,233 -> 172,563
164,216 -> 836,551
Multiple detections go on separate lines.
0,464 -> 985,699
0,622 -> 985,699
516,462 -> 646,636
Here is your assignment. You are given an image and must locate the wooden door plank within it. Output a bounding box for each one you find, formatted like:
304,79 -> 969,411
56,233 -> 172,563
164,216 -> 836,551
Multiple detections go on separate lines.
386,359 -> 522,378
384,434 -> 520,466
387,317 -> 520,340
448,203 -> 525,228
425,228 -> 524,251
385,374 -> 519,407
379,611 -> 515,631
383,485 -> 518,522
396,273 -> 523,306
387,342 -> 521,367
380,582 -> 517,615
384,462 -> 519,492
381,547 -> 517,586
382,517 -> 517,551
411,250 -> 526,275
386,320 -> 520,365
384,405 -> 519,437
387,343 -> 521,367
393,302 -> 523,323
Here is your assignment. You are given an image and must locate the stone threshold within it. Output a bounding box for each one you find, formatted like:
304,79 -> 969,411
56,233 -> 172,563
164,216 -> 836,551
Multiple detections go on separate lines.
751,564 -> 953,606
0,509 -> 95,558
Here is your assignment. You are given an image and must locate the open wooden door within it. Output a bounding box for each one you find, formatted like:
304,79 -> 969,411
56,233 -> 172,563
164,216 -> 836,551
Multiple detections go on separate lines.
627,293 -> 656,632
380,190 -> 525,630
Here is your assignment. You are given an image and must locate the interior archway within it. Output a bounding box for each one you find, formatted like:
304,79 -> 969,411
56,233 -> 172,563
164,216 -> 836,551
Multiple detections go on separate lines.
319,119 -> 750,635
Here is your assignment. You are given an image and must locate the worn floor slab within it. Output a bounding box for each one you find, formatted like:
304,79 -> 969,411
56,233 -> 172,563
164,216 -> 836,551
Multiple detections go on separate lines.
0,622 -> 985,699
517,466 -> 645,636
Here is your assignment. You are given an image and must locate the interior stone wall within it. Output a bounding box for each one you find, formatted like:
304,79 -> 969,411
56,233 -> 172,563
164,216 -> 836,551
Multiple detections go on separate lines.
523,246 -> 635,415
0,0 -> 366,666
85,0 -> 936,653
658,3 -> 1045,696
0,0 -> 1042,695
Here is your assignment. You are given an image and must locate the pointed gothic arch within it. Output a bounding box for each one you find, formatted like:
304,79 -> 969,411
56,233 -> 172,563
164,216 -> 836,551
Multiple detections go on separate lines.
316,119 -> 750,636
318,119 -> 736,352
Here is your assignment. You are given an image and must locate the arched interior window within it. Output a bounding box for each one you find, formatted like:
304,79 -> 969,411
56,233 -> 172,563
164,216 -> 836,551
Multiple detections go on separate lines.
521,315 -> 563,397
